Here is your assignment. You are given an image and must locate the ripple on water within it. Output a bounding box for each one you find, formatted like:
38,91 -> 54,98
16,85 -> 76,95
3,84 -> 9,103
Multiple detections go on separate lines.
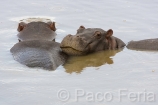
9,16 -> 55,23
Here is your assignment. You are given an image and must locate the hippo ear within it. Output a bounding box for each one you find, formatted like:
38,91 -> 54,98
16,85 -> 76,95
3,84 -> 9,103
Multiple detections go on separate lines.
105,29 -> 116,50
48,22 -> 56,31
77,25 -> 85,34
79,25 -> 85,29
105,29 -> 113,38
17,22 -> 26,32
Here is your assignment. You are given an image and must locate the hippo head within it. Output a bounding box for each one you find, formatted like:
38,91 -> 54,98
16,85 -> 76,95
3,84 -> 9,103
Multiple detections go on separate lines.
17,21 -> 56,42
60,26 -> 125,55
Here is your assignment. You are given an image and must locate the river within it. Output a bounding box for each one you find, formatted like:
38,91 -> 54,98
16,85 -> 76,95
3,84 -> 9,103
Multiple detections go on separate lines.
0,0 -> 157,105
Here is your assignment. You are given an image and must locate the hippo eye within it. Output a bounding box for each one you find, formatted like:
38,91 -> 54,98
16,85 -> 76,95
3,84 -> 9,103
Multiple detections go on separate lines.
94,31 -> 101,39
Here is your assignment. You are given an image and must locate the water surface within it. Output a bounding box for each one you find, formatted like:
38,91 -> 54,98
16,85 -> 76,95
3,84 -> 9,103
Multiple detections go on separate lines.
0,0 -> 157,105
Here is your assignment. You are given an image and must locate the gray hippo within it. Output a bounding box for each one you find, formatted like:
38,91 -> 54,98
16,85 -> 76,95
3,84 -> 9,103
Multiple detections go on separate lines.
11,21 -> 125,70
127,38 -> 158,51
10,19 -> 68,70
17,21 -> 56,42
10,40 -> 68,70
60,26 -> 126,55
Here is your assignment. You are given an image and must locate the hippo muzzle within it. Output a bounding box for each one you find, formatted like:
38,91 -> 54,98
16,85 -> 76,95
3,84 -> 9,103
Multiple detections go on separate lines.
60,34 -> 90,55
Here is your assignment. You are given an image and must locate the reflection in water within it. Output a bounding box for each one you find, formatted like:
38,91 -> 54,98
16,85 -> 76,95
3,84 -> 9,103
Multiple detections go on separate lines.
63,49 -> 123,74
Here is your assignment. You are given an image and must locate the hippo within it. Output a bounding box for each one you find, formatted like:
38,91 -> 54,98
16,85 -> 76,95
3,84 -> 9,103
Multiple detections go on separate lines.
10,18 -> 68,70
60,26 -> 126,55
10,40 -> 68,70
10,20 -> 125,70
127,38 -> 158,51
17,21 -> 56,42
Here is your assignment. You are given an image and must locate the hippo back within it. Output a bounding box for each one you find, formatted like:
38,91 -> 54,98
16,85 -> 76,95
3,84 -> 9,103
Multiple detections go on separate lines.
10,40 -> 68,70
127,38 -> 158,51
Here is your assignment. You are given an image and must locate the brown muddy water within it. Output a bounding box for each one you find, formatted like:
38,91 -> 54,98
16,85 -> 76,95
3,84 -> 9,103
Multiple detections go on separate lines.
0,0 -> 157,105
64,50 -> 122,74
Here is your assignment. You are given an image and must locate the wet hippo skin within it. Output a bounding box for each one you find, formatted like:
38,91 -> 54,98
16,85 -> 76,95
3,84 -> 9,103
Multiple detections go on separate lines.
17,21 -> 56,42
60,26 -> 126,55
127,38 -> 158,51
10,40 -> 68,70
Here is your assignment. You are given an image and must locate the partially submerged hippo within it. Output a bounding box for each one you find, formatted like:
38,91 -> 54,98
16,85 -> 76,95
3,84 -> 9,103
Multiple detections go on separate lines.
60,26 -> 126,55
10,18 -> 68,70
10,40 -> 68,70
17,21 -> 56,42
127,38 -> 158,51
11,20 -> 126,70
